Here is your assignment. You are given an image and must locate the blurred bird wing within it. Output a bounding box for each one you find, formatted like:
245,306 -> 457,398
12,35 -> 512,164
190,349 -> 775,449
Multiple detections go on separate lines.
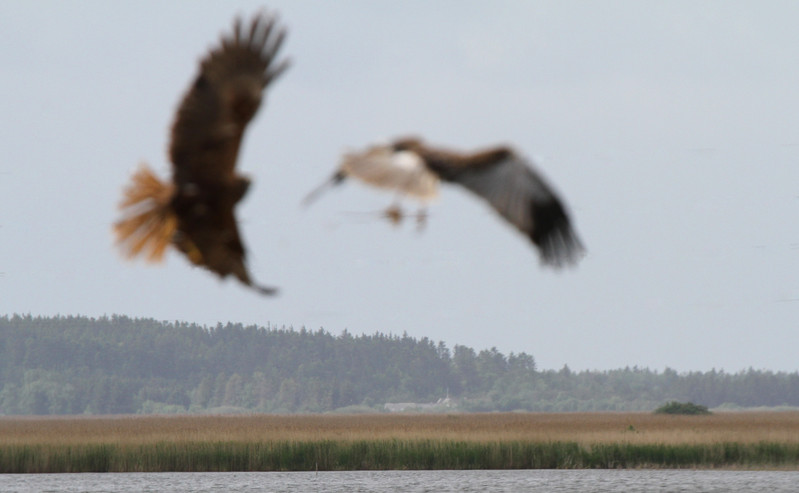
341,146 -> 439,202
445,151 -> 585,267
172,203 -> 277,295
168,12 -> 289,184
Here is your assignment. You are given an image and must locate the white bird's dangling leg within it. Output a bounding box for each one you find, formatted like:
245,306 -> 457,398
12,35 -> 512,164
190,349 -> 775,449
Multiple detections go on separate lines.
415,208 -> 428,232
383,203 -> 404,227
381,188 -> 409,227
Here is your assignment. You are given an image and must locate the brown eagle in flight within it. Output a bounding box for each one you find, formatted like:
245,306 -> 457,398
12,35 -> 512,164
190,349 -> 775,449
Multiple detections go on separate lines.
305,138 -> 585,268
114,12 -> 289,295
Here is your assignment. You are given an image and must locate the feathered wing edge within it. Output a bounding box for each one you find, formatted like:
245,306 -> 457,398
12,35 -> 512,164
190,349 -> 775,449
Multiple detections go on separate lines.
528,197 -> 585,268
113,164 -> 177,262
439,150 -> 585,268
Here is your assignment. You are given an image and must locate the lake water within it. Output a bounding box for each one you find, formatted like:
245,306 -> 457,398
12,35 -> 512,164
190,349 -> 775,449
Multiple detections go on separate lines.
2,470 -> 798,492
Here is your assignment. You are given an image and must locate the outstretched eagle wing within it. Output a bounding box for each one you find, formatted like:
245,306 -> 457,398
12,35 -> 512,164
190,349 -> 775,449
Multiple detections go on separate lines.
169,12 -> 289,185
167,12 -> 288,294
435,149 -> 584,267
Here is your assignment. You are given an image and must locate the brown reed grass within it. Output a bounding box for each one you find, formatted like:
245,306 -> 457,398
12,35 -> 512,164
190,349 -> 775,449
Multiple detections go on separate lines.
2,411 -> 798,447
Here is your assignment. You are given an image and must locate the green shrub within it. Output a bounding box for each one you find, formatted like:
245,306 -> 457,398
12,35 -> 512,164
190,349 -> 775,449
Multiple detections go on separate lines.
654,401 -> 711,415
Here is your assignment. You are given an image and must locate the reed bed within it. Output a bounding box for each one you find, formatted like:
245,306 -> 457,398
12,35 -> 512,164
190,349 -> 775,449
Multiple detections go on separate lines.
1,412 -> 798,472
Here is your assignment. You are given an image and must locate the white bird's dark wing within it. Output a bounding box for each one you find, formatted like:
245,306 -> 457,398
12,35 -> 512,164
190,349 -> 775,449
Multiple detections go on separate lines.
440,151 -> 584,267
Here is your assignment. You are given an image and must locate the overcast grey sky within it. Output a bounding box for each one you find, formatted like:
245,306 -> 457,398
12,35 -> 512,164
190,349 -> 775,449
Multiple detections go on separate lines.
1,1 -> 798,372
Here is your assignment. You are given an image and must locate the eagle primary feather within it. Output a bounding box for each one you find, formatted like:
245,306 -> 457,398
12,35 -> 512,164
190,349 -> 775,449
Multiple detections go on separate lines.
114,11 -> 289,295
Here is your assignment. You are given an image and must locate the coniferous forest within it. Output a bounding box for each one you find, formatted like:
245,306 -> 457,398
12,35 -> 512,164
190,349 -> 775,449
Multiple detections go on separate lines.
1,314 -> 798,415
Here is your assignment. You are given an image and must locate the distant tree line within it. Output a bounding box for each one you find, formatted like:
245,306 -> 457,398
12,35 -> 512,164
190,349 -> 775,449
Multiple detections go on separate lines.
0,314 -> 798,415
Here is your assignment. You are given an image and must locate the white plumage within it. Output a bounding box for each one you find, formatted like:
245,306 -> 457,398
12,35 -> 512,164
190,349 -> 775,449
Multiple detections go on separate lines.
339,146 -> 439,201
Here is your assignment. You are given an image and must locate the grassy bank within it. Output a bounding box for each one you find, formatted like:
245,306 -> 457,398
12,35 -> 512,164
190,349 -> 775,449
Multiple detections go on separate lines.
2,412 -> 798,472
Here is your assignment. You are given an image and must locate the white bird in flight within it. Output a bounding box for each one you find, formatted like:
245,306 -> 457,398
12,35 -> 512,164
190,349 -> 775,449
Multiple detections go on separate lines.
304,137 -> 585,268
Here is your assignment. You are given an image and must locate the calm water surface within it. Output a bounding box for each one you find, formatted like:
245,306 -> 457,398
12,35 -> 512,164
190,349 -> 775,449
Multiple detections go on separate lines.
2,470 -> 799,492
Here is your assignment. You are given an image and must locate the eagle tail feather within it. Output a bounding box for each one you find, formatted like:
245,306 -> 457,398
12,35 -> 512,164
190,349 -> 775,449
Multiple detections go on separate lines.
114,164 -> 177,262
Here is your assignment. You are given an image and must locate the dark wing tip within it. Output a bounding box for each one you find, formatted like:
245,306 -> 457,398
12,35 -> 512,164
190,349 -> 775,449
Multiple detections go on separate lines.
234,269 -> 280,296
252,284 -> 279,296
530,199 -> 585,268
231,262 -> 279,296
249,10 -> 290,84
204,10 -> 289,86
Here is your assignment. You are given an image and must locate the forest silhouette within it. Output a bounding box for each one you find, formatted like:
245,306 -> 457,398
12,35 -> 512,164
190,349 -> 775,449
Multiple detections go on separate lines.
1,315 -> 797,415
